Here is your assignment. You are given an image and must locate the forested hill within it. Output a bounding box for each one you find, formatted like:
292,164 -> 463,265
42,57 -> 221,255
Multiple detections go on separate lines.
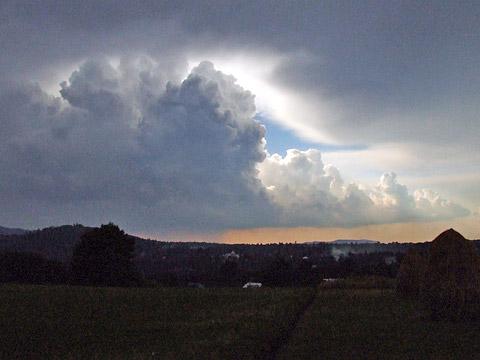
0,226 -> 28,236
0,225 -> 91,262
0,223 -> 415,264
1,224 -> 475,265
7,224 -> 480,287
0,224 -> 161,263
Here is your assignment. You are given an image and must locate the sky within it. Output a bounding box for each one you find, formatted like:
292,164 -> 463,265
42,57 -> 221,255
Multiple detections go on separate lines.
1,1 -> 479,243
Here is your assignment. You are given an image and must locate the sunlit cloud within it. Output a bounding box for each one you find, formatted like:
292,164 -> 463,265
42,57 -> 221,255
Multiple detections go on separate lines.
188,51 -> 339,144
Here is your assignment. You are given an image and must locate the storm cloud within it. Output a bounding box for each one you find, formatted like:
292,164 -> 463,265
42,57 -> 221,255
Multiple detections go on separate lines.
0,1 -> 477,236
0,58 -> 468,233
3,1 -> 478,148
0,60 -> 276,232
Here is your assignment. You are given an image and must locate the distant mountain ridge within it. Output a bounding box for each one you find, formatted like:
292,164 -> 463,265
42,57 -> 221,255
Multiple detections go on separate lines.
306,239 -> 380,245
331,239 -> 380,245
0,226 -> 29,236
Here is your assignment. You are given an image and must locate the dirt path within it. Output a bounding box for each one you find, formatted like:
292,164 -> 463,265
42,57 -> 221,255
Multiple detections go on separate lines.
263,289 -> 318,360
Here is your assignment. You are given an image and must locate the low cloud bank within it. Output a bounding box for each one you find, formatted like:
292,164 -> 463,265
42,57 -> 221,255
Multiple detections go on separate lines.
258,149 -> 469,227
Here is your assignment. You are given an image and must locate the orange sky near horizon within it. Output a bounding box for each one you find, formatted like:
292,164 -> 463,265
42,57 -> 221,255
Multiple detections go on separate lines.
137,214 -> 479,244
219,215 -> 480,244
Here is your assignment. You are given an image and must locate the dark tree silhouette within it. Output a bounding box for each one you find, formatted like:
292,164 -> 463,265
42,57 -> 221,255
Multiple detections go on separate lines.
263,256 -> 293,287
70,223 -> 137,286
219,260 -> 239,286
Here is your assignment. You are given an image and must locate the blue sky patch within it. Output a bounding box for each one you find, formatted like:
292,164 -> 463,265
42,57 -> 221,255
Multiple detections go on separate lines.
255,114 -> 367,155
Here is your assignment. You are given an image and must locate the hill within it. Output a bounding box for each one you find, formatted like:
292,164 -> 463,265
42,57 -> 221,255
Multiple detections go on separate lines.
306,239 -> 380,245
0,224 -> 162,264
331,239 -> 380,245
0,226 -> 28,236
0,224 -> 91,262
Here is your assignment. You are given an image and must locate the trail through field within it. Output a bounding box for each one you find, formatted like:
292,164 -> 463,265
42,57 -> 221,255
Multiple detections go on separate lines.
263,289 -> 318,360
277,289 -> 480,360
0,285 -> 317,360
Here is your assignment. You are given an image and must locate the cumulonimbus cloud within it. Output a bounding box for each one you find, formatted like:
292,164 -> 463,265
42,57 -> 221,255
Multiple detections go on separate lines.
0,58 -> 470,233
0,59 -> 277,232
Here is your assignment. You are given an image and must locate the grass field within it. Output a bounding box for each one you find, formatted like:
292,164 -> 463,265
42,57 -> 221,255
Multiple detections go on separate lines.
0,284 -> 315,359
278,289 -> 480,360
3,285 -> 480,359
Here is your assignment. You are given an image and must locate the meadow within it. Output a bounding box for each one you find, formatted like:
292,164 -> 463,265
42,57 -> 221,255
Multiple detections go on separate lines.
2,285 -> 480,359
0,284 -> 314,359
278,289 -> 480,360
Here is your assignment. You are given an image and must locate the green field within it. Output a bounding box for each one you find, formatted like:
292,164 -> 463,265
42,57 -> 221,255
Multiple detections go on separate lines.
278,289 -> 480,360
2,286 -> 480,359
0,284 -> 314,359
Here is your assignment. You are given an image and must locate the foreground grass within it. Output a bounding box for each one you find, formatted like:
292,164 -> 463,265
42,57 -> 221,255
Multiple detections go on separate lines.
278,289 -> 480,360
0,284 -> 315,359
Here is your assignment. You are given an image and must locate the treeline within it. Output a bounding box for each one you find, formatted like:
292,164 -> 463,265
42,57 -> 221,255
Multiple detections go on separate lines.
0,249 -> 402,287
0,223 -> 425,287
0,224 -> 90,262
145,248 -> 404,287
0,224 -> 405,287
0,251 -> 68,284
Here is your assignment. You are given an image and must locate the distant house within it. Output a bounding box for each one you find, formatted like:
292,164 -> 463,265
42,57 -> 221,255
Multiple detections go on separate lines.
385,256 -> 397,265
243,282 -> 262,288
223,251 -> 240,260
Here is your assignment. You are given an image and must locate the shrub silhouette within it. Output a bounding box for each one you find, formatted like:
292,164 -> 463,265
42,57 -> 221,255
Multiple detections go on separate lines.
70,223 -> 137,286
397,229 -> 480,321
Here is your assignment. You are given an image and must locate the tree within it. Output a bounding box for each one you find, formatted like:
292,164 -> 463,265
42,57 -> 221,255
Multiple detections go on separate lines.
70,223 -> 137,286
263,256 -> 292,286
218,260 -> 239,287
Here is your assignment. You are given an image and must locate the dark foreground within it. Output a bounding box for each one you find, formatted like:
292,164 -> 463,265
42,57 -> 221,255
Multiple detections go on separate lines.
279,289 -> 480,359
1,285 -> 480,359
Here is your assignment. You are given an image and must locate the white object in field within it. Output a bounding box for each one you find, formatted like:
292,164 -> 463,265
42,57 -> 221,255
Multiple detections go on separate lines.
243,282 -> 262,288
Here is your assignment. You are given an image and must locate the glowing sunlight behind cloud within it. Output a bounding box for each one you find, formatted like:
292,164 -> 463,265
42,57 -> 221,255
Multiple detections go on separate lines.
188,52 -> 337,144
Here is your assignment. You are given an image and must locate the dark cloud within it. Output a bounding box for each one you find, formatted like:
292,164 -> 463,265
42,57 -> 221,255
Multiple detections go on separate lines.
0,60 -> 277,232
0,58 -> 470,232
2,2 -> 478,143
0,1 -> 476,232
